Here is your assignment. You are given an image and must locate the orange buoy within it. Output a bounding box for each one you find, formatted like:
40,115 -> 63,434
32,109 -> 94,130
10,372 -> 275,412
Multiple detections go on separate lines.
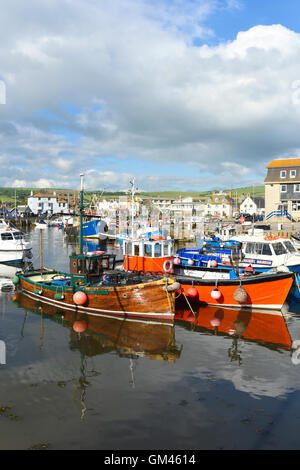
210,260 -> 218,267
73,320 -> 87,333
73,291 -> 88,306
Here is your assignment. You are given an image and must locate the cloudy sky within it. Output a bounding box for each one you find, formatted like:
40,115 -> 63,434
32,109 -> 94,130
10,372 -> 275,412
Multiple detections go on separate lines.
1,0 -> 300,191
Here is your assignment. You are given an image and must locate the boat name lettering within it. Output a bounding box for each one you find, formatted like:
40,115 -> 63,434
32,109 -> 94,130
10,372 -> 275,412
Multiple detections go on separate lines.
244,258 -> 273,266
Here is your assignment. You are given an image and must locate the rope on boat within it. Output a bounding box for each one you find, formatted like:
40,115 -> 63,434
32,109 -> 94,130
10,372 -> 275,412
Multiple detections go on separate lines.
165,277 -> 173,313
181,289 -> 197,318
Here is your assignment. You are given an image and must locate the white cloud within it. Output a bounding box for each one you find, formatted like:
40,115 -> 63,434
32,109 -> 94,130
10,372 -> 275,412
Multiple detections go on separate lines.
1,2 -> 300,190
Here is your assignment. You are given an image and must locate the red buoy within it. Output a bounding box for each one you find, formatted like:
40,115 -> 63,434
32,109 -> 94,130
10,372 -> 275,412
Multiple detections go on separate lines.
73,291 -> 88,306
174,257 -> 181,265
73,320 -> 87,333
187,286 -> 198,298
210,260 -> 218,267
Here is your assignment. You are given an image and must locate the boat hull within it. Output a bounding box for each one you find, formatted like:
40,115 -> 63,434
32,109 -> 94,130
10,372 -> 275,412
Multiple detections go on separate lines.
17,271 -> 175,325
175,271 -> 294,310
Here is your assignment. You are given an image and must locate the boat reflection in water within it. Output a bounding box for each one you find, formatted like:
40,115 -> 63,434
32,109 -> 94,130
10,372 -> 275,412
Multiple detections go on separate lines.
13,292 -> 181,362
175,304 -> 292,364
13,292 -> 181,420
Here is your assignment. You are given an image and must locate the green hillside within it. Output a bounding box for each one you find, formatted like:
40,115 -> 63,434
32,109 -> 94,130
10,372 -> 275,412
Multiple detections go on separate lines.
0,185 -> 265,206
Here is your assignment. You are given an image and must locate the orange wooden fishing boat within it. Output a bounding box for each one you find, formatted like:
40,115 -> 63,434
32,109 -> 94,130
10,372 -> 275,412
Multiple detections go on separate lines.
14,254 -> 176,325
14,175 -> 176,325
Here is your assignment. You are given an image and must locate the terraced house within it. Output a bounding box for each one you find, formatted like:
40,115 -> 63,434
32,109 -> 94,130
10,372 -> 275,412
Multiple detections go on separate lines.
264,158 -> 300,221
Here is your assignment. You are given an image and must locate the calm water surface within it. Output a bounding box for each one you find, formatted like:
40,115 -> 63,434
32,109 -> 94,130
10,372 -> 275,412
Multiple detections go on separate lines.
1,227 -> 300,450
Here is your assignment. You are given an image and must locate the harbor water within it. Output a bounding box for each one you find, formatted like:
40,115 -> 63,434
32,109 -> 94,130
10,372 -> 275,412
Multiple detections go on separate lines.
1,227 -> 300,450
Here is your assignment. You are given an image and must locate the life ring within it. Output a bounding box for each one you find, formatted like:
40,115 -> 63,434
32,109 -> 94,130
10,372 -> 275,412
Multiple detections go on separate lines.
163,259 -> 173,273
102,274 -> 110,282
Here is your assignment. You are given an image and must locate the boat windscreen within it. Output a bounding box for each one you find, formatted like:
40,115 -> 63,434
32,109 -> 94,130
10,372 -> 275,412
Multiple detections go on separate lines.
272,242 -> 287,255
283,240 -> 298,254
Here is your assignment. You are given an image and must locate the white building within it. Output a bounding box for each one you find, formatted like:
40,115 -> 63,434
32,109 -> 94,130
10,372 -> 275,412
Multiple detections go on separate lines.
204,192 -> 233,218
240,196 -> 265,216
27,192 -> 69,215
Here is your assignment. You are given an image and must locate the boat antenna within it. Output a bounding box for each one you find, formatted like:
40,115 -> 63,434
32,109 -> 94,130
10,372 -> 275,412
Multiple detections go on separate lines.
80,173 -> 84,255
129,178 -> 138,239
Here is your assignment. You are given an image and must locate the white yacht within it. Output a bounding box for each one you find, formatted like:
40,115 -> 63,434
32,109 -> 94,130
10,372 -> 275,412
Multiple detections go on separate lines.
231,229 -> 300,274
0,219 -> 32,264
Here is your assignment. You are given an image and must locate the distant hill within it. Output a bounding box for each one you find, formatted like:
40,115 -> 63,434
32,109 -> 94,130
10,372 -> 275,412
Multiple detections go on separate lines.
0,185 -> 265,205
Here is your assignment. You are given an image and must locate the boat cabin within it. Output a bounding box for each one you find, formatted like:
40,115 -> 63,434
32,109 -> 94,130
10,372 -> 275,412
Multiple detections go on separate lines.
123,238 -> 174,274
69,252 -> 116,283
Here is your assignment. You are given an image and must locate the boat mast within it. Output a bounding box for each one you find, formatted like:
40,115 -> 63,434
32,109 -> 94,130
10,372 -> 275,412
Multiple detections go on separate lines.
130,178 -> 136,239
80,173 -> 84,255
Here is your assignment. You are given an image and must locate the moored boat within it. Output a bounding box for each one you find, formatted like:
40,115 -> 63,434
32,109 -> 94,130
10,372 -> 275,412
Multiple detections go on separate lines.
15,175 -> 176,324
15,254 -> 176,324
121,236 -> 294,310
175,270 -> 294,310
0,219 -> 32,264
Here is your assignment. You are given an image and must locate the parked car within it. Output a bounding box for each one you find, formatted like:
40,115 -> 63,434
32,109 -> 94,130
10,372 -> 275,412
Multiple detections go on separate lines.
234,213 -> 257,223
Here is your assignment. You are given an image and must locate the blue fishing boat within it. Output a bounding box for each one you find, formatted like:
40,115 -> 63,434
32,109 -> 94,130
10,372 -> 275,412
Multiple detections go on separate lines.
65,218 -> 108,240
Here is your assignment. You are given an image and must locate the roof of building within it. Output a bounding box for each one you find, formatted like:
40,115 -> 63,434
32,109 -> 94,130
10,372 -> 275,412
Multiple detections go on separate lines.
266,158 -> 300,168
30,193 -> 57,198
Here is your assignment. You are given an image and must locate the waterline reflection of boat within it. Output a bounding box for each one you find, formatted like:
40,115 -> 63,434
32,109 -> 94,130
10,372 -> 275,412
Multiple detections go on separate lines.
175,304 -> 292,352
13,292 -> 181,362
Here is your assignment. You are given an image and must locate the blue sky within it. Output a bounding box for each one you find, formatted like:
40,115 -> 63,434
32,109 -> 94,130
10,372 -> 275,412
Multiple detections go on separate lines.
1,0 -> 300,192
206,0 -> 300,43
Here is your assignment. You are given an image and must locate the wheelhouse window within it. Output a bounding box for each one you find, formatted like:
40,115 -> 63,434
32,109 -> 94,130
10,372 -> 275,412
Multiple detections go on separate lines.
280,170 -> 287,178
272,242 -> 287,255
13,232 -> 24,240
1,233 -> 13,240
283,240 -> 297,254
154,243 -> 162,257
245,242 -> 272,256
144,244 -> 152,257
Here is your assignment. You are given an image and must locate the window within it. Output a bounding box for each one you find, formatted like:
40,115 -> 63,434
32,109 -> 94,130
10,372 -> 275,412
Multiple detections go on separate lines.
290,170 -> 296,178
292,201 -> 300,211
245,242 -> 272,256
272,242 -> 287,255
154,243 -> 162,257
13,232 -> 23,240
1,233 -> 13,240
144,244 -> 152,257
283,240 -> 297,254
280,170 -> 287,178
281,184 -> 287,193
294,184 -> 300,192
